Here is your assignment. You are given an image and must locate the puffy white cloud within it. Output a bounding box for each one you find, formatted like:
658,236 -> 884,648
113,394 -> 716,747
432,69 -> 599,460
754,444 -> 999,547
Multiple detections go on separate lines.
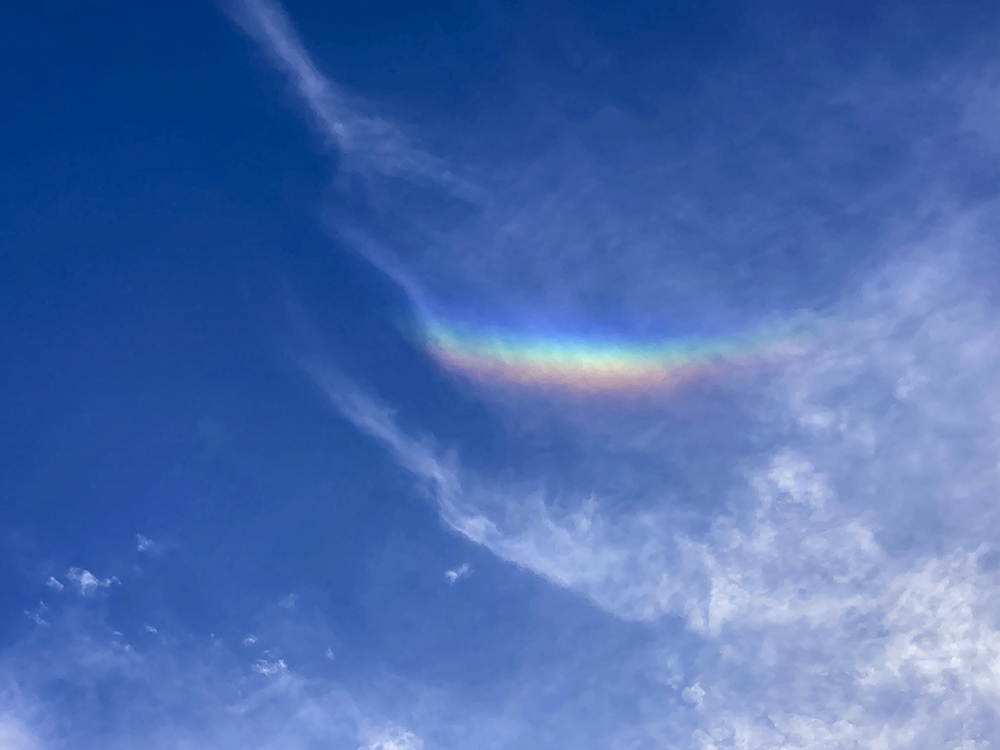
66,569 -> 119,597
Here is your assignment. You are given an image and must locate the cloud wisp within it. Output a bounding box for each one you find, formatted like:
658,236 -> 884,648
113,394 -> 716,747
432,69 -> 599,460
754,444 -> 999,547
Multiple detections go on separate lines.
228,0 -> 479,202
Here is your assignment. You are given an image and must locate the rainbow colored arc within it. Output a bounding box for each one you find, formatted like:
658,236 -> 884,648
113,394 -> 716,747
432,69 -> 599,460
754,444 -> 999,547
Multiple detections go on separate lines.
419,317 -> 788,393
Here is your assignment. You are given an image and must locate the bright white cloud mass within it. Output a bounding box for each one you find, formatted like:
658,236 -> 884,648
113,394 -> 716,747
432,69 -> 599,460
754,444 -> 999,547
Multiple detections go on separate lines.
4,0 -> 1000,748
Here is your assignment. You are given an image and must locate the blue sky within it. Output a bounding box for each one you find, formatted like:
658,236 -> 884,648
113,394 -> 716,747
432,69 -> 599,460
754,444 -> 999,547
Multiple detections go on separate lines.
3,0 -> 1000,747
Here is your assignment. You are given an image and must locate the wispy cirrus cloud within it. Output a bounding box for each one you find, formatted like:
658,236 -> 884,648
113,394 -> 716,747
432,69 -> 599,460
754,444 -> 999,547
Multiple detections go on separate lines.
227,0 -> 478,202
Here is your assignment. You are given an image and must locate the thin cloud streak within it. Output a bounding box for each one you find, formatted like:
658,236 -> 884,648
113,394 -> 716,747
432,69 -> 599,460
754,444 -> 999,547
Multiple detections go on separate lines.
230,0 -> 478,199
303,356 -> 702,621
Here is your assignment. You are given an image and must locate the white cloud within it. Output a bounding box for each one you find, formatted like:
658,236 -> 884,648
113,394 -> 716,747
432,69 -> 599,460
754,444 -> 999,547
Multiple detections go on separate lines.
23,609 -> 48,628
360,725 -> 424,750
444,563 -> 471,584
229,0 -> 476,201
44,578 -> 63,592
252,658 -> 288,677
682,682 -> 705,708
136,534 -> 154,553
306,362 -> 697,620
66,568 -> 119,597
646,252 -> 1000,747
304,363 -> 463,514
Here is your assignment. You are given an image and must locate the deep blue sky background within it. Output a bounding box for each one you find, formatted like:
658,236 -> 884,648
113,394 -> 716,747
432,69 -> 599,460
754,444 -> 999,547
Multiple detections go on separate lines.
3,1 -> 1000,748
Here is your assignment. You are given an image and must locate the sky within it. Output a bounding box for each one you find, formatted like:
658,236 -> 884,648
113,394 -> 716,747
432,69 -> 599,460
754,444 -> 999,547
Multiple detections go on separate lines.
2,0 -> 1000,747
